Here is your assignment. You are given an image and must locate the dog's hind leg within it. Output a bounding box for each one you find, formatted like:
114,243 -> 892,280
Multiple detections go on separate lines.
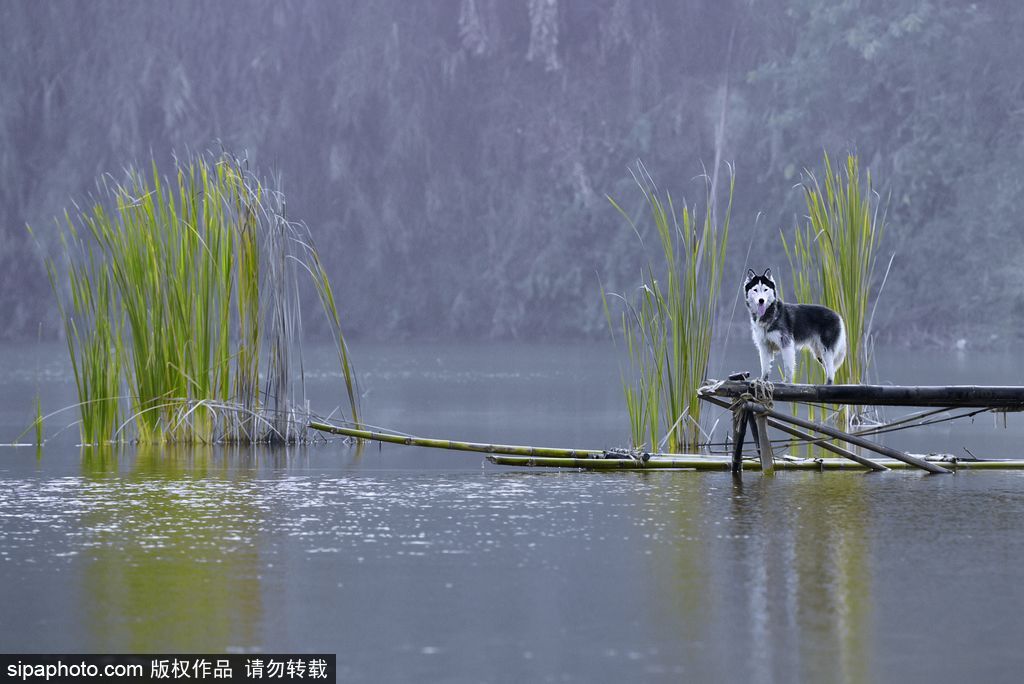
811,340 -> 836,384
822,351 -> 836,384
833,320 -> 848,373
834,335 -> 847,374
825,331 -> 846,384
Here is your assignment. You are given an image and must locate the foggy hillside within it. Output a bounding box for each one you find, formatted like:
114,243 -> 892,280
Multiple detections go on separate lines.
3,0 -> 1022,345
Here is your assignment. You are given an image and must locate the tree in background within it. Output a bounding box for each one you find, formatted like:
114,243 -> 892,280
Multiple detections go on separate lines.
2,0 -> 1023,343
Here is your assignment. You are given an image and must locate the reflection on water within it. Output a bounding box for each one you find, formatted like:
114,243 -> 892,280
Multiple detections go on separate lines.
80,445 -> 264,652
2,342 -> 1024,682
725,475 -> 873,684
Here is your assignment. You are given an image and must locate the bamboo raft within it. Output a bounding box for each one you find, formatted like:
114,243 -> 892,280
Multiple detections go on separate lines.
697,378 -> 1024,475
310,376 -> 1024,474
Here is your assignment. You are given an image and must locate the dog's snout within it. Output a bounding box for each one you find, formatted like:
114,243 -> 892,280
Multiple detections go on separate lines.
758,298 -> 764,305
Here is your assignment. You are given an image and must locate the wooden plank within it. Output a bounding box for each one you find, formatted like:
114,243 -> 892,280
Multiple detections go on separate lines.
754,414 -> 774,471
701,380 -> 1024,408
743,402 -> 951,474
699,394 -> 889,471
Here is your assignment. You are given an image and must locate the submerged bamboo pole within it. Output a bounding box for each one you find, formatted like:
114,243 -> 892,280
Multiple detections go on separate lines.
699,394 -> 889,471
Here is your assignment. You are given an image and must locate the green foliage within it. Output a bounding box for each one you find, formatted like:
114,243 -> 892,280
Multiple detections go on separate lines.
605,164 -> 732,452
783,152 -> 885,388
37,153 -> 360,445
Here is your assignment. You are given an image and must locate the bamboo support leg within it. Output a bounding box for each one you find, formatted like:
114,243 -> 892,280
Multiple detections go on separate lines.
731,409 -> 749,474
754,414 -> 774,472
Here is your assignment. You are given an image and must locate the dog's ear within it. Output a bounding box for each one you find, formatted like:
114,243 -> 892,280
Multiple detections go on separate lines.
746,269 -> 756,280
763,267 -> 772,280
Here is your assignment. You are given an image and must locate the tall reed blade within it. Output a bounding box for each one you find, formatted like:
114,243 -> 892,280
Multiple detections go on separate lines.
605,163 -> 733,452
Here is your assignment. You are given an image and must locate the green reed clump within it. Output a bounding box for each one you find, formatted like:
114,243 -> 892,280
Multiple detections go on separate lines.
604,163 -> 733,452
37,152 -> 359,445
782,153 -> 885,389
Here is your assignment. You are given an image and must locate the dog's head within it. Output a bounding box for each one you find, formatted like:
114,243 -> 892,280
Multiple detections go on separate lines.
745,268 -> 776,320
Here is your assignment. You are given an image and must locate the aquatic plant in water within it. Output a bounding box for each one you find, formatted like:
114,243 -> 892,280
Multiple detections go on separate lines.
782,153 -> 889,432
34,152 -> 359,445
604,162 -> 733,452
783,152 -> 887,388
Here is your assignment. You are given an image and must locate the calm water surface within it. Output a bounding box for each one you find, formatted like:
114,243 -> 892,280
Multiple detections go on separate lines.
2,342 -> 1024,683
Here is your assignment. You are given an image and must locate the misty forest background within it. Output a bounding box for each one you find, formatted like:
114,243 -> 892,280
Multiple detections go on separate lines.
3,0 -> 1022,346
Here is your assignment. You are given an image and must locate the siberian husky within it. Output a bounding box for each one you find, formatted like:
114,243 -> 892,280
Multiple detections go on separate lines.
745,268 -> 847,384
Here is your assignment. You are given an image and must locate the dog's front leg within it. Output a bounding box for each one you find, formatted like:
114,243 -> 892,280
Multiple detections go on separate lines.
758,345 -> 774,380
780,344 -> 797,383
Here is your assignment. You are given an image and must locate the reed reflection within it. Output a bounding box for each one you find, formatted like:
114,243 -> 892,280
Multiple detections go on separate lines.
79,443 -> 265,651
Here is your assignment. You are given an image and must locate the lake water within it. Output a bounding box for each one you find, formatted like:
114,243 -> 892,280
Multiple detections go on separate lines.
2,341 -> 1024,683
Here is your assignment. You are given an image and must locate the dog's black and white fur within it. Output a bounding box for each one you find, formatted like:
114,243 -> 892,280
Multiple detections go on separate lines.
745,268 -> 846,384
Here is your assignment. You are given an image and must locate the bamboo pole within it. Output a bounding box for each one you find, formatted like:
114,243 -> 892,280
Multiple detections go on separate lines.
309,422 -> 605,458
741,402 -> 951,474
310,420 -> 1024,471
699,394 -> 889,471
731,409 -> 749,473
754,414 -> 774,472
487,455 -> 1024,470
702,380 -> 1024,408
748,412 -> 761,458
